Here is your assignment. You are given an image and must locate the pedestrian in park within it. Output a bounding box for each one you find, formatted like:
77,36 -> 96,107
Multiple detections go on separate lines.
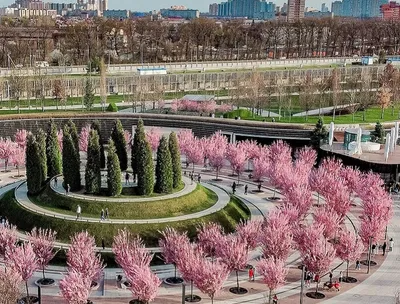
329,271 -> 333,284
339,271 -> 343,283
382,241 -> 387,256
101,238 -> 105,250
125,172 -> 130,185
390,238 -> 394,251
232,182 -> 236,194
76,205 -> 81,219
105,208 -> 109,220
306,272 -> 311,287
372,243 -> 376,256
257,183 -> 262,192
248,266 -> 255,281
67,184 -> 71,195
244,184 -> 248,195
54,176 -> 58,187
314,274 -> 320,284
355,260 -> 361,270
198,174 -> 201,183
101,209 -> 105,221
333,280 -> 340,292
272,294 -> 278,304
190,173 -> 194,185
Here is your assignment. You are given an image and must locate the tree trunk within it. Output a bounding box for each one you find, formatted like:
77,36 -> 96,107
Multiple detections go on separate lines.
346,260 -> 349,279
236,270 -> 239,290
25,281 -> 30,304
268,288 -> 272,304
190,280 -> 194,301
381,108 -> 384,119
174,264 -> 177,279
43,266 -> 46,279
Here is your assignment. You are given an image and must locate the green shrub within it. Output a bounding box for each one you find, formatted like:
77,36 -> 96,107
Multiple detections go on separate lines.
62,125 -> 81,191
26,134 -> 43,195
155,136 -> 173,194
137,140 -> 155,196
168,132 -> 182,189
37,128 -> 48,183
46,120 -> 62,178
91,120 -> 106,169
85,130 -> 101,194
110,119 -> 128,171
107,103 -> 118,112
107,140 -> 122,196
223,109 -> 254,119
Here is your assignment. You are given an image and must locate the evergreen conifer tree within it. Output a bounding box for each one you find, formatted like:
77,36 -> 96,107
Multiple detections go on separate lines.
83,77 -> 95,111
67,119 -> 79,152
137,139 -> 155,196
132,118 -> 146,177
310,118 -> 328,148
26,134 -> 42,195
155,136 -> 173,193
91,120 -> 106,168
46,120 -> 62,178
37,128 -> 47,184
168,132 -> 182,188
373,122 -> 385,144
111,119 -> 128,171
107,139 -> 122,196
85,129 -> 101,194
62,126 -> 81,191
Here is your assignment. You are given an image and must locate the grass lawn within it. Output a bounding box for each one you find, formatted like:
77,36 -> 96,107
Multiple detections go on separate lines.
30,184 -> 217,220
1,191 -> 249,247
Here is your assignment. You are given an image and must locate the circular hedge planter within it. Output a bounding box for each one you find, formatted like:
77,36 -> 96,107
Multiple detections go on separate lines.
164,277 -> 184,285
18,296 -> 39,304
342,276 -> 358,283
35,278 -> 55,287
185,295 -> 202,302
306,292 -> 325,299
360,260 -> 377,266
229,287 -> 248,294
129,300 -> 146,304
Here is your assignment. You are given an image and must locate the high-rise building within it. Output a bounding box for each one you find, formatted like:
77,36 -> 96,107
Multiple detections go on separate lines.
282,2 -> 288,13
332,0 -> 386,17
287,0 -> 305,21
217,0 -> 275,19
209,3 -> 219,15
331,0 -> 343,15
381,1 -> 400,19
321,3 -> 329,11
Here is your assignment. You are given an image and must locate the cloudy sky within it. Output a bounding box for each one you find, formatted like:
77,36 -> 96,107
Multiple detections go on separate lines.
0,0 -> 328,12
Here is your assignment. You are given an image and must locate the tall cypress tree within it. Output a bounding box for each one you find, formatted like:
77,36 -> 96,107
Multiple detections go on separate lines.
132,118 -> 146,177
26,134 -> 42,195
37,128 -> 47,184
155,136 -> 173,194
107,139 -> 122,197
137,139 -> 155,196
46,120 -> 62,178
91,120 -> 106,169
67,119 -> 79,153
111,119 -> 128,171
62,126 -> 81,191
168,132 -> 182,188
85,129 -> 101,194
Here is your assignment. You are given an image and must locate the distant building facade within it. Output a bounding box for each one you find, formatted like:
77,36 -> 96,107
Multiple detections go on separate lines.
217,0 -> 276,19
331,0 -> 386,17
160,8 -> 199,19
381,1 -> 400,19
103,9 -> 130,19
287,0 -> 305,21
209,3 -> 219,15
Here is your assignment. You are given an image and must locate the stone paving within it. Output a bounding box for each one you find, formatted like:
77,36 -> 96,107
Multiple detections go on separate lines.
0,165 -> 396,303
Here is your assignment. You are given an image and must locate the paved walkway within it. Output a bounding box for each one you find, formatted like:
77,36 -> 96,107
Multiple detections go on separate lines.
50,175 -> 196,203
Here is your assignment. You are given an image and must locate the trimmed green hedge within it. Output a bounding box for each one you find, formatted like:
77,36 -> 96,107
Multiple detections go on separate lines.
30,184 -> 217,220
106,102 -> 118,112
1,191 -> 250,247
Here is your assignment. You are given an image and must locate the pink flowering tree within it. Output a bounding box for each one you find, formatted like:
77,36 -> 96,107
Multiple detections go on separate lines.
60,270 -> 91,304
14,129 -> 28,149
218,103 -> 233,113
206,131 -> 228,180
0,137 -> 18,171
27,227 -> 58,284
146,127 -> 161,153
67,231 -> 104,284
178,129 -> 194,157
79,125 -> 91,152
197,223 -> 225,259
159,227 -> 189,284
9,147 -> 25,176
236,220 -> 262,253
252,146 -> 269,181
124,130 -> 132,150
259,210 -> 293,262
257,258 -> 288,304
313,207 -> 341,240
226,142 -> 247,184
6,242 -> 39,302
185,137 -> 203,172
0,223 -> 17,258
113,229 -> 161,303
282,184 -> 313,221
194,258 -> 230,304
57,129 -> 63,151
215,235 -> 248,294
335,229 -> 365,282
0,266 -> 22,304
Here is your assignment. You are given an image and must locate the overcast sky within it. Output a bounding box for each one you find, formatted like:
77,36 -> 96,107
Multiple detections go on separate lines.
0,0 -> 329,12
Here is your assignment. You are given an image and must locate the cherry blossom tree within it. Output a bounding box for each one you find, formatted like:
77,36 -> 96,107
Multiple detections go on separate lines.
0,137 -> 18,171
313,207 -> 341,240
6,242 -> 39,302
178,129 -> 194,156
335,229 -> 365,281
9,147 -> 25,176
257,258 -> 288,304
226,142 -> 247,184
282,184 -> 313,221
0,267 -> 22,304
240,139 -> 260,171
159,227 -> 189,283
206,131 -> 228,180
236,220 -> 262,253
78,125 -> 91,152
185,137 -> 203,172
259,210 -> 293,262
14,129 -> 28,149
252,147 -> 269,181
125,264 -> 160,304
0,223 -> 17,258
60,270 -> 91,304
146,127 -> 161,153
67,231 -> 104,283
197,223 -> 225,259
294,147 -> 316,180
215,234 -> 248,294
27,227 -> 57,283
194,258 -> 230,304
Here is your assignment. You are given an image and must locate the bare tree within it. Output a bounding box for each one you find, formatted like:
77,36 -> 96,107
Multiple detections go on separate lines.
7,68 -> 26,113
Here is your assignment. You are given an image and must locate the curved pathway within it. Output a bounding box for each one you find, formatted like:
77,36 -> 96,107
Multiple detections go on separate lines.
50,175 -> 196,203
14,181 -> 230,224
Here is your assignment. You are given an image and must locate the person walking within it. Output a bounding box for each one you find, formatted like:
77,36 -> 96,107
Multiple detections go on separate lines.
76,205 -> 81,219
244,184 -> 248,195
198,174 -> 201,183
101,209 -> 105,221
272,294 -> 278,304
339,271 -> 343,283
306,271 -> 311,288
190,173 -> 194,185
372,243 -> 376,256
54,176 -> 58,187
101,238 -> 105,250
329,271 -> 333,284
125,172 -> 130,185
67,184 -> 71,195
232,182 -> 236,194
382,242 -> 387,256
355,260 -> 361,270
248,266 -> 255,281
390,238 -> 394,251
105,208 -> 109,220
257,183 -> 262,192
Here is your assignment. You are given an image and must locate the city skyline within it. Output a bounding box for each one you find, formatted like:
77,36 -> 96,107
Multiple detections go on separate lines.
0,0 -> 334,12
